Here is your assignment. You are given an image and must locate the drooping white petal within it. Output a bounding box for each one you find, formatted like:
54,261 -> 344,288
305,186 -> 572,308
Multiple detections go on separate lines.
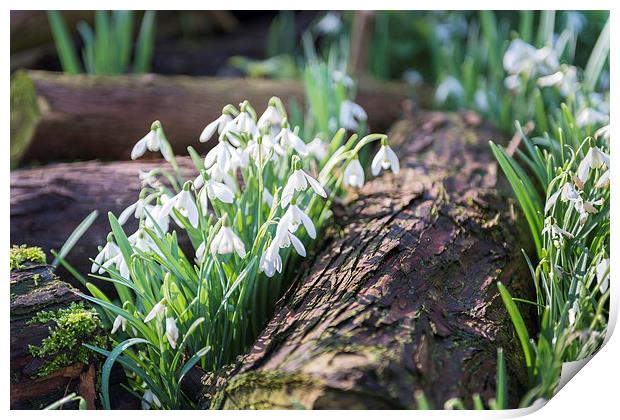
344,159 -> 365,188
304,171 -> 327,198
111,315 -> 125,334
144,299 -> 165,323
131,136 -> 148,160
596,258 -> 609,293
142,390 -> 161,410
165,317 -> 179,349
200,118 -> 221,143
118,202 -> 138,225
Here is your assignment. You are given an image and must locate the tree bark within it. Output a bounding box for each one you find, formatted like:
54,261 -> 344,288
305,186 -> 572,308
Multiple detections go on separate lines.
10,263 -> 96,409
10,158 -> 197,286
201,112 -> 536,409
11,70 -> 415,166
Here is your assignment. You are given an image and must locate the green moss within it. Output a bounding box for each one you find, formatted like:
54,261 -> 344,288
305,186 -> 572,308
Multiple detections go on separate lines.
10,245 -> 46,271
28,303 -> 106,377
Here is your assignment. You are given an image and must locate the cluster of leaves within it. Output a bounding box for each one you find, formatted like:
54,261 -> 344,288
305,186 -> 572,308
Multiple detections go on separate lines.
10,244 -> 46,270
28,302 -> 106,377
47,10 -> 156,75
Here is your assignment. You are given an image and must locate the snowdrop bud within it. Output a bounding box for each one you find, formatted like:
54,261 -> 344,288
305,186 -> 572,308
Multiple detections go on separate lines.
144,299 -> 166,323
371,138 -> 400,176
165,317 -> 179,349
343,158 -> 365,188
142,389 -> 161,410
111,315 -> 126,334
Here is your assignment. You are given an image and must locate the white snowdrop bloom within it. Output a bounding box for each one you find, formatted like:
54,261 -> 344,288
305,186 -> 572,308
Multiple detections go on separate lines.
263,188 -> 274,207
276,126 -> 308,156
596,258 -> 609,293
211,225 -> 246,258
229,144 -> 250,171
131,121 -> 171,162
103,253 -> 130,278
503,39 -> 549,77
595,170 -> 610,189
542,217 -> 574,241
118,197 -> 146,225
128,228 -> 157,253
332,70 -> 354,89
545,182 -> 579,213
142,389 -> 161,410
257,104 -> 283,132
576,146 -> 609,186
111,315 -> 126,334
281,168 -> 327,208
207,163 -> 238,192
160,185 -> 199,228
339,100 -> 367,131
205,178 -> 235,204
504,74 -> 522,91
594,125 -> 610,141
246,138 -> 273,165
435,76 -> 464,103
139,170 -> 159,188
200,113 -> 233,143
538,66 -> 578,97
371,142 -> 400,176
280,204 -> 316,239
307,137 -> 329,161
223,111 -> 258,144
259,243 -> 283,278
204,141 -> 234,173
315,12 -> 342,35
343,159 -> 365,188
576,107 -> 608,128
195,241 -> 206,262
165,317 -> 179,349
144,299 -> 166,323
275,226 -> 306,257
91,236 -> 120,274
568,301 -> 579,326
143,202 -> 171,234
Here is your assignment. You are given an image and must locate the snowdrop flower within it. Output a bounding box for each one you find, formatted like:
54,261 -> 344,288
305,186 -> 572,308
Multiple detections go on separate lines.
503,39 -> 558,77
307,137 -> 329,161
332,70 -> 354,89
131,121 -> 171,162
259,242 -> 283,277
91,233 -> 120,274
281,160 -> 327,208
537,66 -> 578,97
196,173 -> 235,212
144,299 -> 166,323
118,194 -> 149,225
204,141 -> 234,173
211,223 -> 246,258
545,182 -> 579,213
246,137 -> 274,165
343,158 -> 365,188
596,258 -> 609,293
165,317 -> 179,349
200,107 -> 235,142
263,188 -> 274,207
103,253 -> 130,278
576,107 -> 608,128
280,203 -> 316,239
576,146 -> 609,186
160,182 -> 199,228
143,201 -> 170,233
435,76 -> 464,104
207,163 -> 238,192
542,216 -> 574,244
594,125 -> 610,141
275,227 -> 306,257
568,300 -> 579,326
142,389 -> 161,410
111,315 -> 126,334
257,99 -> 283,133
195,241 -> 206,262
128,228 -> 156,253
595,171 -> 610,189
275,119 -> 308,156
228,109 -> 258,140
315,12 -> 342,35
371,139 -> 400,176
339,100 -> 367,131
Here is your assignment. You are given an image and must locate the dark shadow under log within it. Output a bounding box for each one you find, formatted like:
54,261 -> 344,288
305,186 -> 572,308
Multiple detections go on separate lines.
201,112 -> 536,409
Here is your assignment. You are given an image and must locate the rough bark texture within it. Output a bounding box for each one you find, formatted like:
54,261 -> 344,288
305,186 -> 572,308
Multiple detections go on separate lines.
201,112 -> 536,409
10,263 -> 96,409
11,70 -> 414,165
10,158 -> 197,285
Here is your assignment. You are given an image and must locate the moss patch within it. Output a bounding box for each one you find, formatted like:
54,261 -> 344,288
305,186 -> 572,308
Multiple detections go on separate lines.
10,245 -> 46,271
28,303 -> 106,377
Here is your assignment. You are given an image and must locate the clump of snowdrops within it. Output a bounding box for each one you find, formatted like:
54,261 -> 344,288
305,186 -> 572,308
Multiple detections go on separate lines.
79,96 -> 398,409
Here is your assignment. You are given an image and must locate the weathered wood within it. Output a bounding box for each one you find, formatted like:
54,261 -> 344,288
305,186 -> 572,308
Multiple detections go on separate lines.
10,262 -> 96,409
201,112 -> 536,409
11,70 -> 413,165
10,158 -> 197,284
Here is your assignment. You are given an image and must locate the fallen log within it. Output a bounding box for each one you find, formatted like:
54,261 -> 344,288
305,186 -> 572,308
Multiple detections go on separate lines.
200,112 -> 536,409
11,70 -> 414,166
10,158 -> 197,285
10,252 -> 99,409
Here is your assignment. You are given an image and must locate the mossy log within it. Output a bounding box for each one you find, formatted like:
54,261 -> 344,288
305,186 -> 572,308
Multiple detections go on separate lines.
10,260 -> 97,409
10,70 -> 413,166
201,112 -> 536,409
10,158 -> 197,286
